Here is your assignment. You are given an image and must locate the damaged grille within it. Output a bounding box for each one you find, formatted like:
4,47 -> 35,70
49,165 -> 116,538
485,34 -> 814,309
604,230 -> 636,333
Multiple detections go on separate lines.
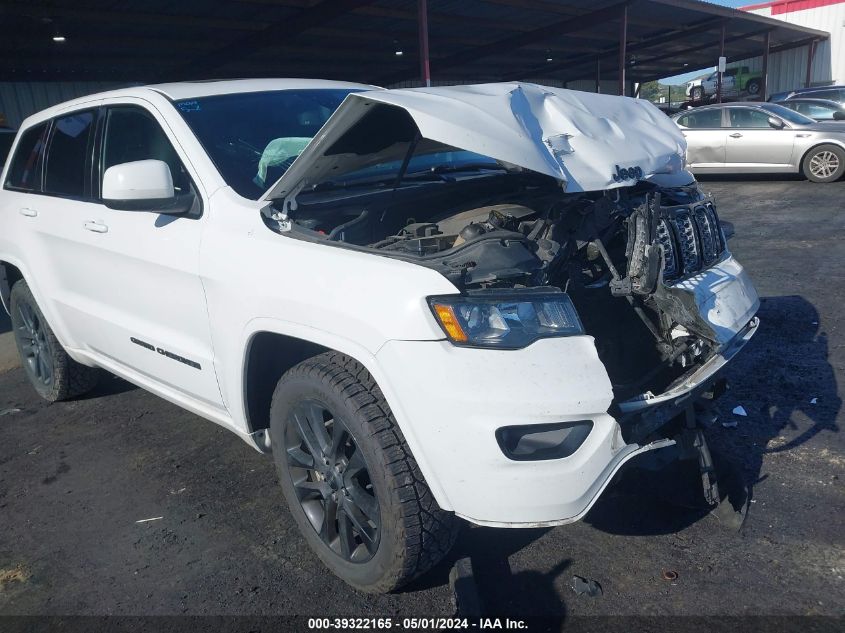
660,201 -> 724,282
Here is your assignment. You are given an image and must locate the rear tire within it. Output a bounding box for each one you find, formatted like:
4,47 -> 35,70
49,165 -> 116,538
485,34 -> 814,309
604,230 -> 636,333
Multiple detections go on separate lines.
746,78 -> 761,96
802,144 -> 845,183
269,351 -> 459,593
9,280 -> 99,401
690,86 -> 705,101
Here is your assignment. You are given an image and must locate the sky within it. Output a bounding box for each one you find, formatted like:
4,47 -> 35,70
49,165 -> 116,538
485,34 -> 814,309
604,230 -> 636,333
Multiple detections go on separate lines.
661,0 -> 759,85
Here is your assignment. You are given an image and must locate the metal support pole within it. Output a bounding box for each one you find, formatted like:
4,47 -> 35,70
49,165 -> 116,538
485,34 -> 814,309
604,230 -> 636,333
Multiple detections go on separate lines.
618,5 -> 627,96
717,22 -> 726,103
595,57 -> 601,93
761,31 -> 771,100
805,39 -> 816,88
418,0 -> 431,87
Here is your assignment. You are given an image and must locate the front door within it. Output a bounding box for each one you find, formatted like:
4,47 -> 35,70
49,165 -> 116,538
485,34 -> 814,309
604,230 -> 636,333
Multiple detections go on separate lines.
725,107 -> 795,169
79,102 -> 223,409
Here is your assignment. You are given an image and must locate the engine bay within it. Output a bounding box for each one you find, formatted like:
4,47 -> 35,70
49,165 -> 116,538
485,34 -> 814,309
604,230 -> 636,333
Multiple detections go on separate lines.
266,171 -> 728,399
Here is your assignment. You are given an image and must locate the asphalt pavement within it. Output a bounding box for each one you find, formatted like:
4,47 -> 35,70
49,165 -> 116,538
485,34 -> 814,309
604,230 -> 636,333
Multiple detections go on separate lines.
0,176 -> 843,623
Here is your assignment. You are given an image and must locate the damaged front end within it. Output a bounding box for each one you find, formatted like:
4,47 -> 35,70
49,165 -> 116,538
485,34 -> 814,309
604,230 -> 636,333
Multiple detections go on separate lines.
261,82 -> 759,515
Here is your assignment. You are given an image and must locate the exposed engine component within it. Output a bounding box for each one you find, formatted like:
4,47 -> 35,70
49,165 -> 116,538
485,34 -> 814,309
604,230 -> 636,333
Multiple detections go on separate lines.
275,177 -> 727,398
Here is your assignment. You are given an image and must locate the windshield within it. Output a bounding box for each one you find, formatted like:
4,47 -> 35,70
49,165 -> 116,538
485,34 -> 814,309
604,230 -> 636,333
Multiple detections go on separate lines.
330,146 -> 503,187
174,89 -> 358,199
759,103 -> 816,126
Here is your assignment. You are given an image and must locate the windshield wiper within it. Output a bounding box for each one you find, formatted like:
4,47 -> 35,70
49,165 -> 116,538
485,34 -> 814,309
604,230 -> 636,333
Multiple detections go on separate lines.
404,162 -> 506,178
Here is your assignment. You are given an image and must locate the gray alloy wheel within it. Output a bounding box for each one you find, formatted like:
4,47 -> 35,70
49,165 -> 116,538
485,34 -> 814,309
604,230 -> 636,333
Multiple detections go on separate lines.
9,281 -> 99,401
690,86 -> 705,101
269,351 -> 459,593
283,398 -> 381,563
803,144 -> 845,183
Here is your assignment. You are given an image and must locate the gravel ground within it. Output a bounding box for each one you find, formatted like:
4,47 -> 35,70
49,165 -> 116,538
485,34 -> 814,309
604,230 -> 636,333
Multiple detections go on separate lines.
0,177 -> 843,623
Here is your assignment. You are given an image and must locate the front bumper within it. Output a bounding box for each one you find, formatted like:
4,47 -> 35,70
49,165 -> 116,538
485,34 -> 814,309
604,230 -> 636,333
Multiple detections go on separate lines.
374,255 -> 759,527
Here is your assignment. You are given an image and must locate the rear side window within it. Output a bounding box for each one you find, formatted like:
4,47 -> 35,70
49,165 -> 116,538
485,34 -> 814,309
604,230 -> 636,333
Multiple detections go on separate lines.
44,111 -> 96,198
795,103 -> 835,119
4,123 -> 49,192
813,89 -> 844,102
676,109 -> 722,128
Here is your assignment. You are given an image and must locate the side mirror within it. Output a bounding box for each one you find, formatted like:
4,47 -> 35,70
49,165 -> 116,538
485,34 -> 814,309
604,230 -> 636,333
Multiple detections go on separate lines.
834,111 -> 845,121
102,159 -> 191,214
768,116 -> 785,129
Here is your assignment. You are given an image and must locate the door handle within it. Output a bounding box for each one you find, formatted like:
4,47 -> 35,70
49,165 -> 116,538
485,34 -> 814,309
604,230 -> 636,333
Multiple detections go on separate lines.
83,221 -> 109,234
19,208 -> 38,217
729,133 -> 743,138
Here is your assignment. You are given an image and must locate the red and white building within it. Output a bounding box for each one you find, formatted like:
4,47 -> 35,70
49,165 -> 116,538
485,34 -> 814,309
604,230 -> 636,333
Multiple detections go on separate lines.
740,0 -> 845,90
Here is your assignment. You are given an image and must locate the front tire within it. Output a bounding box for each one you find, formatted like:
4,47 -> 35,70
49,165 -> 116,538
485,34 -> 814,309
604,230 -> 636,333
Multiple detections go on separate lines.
803,144 -> 845,183
269,352 -> 459,593
9,280 -> 99,401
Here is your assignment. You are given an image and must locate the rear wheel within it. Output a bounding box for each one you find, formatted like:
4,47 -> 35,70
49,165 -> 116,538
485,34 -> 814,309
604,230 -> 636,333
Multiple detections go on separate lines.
269,351 -> 459,593
690,86 -> 705,101
9,280 -> 99,401
802,144 -> 845,183
745,78 -> 762,96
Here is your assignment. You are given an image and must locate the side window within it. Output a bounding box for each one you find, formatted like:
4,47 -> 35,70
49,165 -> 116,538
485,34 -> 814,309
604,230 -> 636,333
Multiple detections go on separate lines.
814,90 -> 841,102
101,107 -> 191,196
677,109 -> 722,128
728,108 -> 773,128
4,122 -> 49,192
804,104 -> 834,119
44,111 -> 96,198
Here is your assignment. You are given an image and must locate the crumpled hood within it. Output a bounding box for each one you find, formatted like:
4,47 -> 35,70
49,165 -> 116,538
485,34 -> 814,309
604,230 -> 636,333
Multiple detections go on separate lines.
262,82 -> 689,203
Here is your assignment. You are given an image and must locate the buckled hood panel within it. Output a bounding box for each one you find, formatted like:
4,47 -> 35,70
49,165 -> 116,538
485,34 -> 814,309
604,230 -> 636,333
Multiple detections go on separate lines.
261,82 -> 689,203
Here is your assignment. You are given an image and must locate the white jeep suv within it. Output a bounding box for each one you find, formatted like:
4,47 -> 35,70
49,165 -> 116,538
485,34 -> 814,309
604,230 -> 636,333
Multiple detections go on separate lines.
0,79 -> 759,592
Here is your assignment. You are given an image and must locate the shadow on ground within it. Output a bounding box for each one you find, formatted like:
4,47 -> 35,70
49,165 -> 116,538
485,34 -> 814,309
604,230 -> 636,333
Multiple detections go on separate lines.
404,294 -> 840,616
76,373 -> 139,400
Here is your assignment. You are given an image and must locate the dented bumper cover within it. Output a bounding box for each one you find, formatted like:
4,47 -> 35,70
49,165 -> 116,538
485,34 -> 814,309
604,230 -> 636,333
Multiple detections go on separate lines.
373,254 -> 759,527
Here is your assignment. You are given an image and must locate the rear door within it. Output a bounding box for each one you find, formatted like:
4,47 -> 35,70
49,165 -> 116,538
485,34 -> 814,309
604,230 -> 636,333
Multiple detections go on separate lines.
725,107 -> 795,170
675,108 -> 727,170
9,106 -> 110,352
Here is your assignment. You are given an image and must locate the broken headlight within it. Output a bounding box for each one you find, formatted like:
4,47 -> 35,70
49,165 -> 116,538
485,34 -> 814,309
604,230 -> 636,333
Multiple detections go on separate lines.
428,289 -> 583,349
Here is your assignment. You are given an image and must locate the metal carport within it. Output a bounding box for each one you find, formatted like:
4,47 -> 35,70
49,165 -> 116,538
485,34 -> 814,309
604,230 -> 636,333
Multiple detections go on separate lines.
0,0 -> 830,96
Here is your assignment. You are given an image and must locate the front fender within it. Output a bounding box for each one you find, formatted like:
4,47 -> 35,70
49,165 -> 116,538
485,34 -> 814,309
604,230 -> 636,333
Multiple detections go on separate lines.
234,317 -> 456,512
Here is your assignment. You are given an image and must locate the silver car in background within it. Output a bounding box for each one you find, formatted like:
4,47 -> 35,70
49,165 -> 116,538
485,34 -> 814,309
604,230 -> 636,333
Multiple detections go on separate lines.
673,102 -> 845,183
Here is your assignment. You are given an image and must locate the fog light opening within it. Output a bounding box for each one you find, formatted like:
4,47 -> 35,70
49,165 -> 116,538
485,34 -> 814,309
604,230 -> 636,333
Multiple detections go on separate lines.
496,420 -> 593,461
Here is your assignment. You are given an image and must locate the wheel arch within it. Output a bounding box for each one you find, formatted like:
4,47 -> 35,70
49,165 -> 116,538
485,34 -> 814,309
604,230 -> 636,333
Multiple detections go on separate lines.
241,330 -> 330,435
799,141 -> 845,177
0,260 -> 25,315
238,322 -> 453,512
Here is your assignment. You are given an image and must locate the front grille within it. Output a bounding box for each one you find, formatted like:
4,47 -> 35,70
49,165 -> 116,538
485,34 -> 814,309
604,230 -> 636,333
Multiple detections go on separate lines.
656,219 -> 678,279
659,200 -> 724,282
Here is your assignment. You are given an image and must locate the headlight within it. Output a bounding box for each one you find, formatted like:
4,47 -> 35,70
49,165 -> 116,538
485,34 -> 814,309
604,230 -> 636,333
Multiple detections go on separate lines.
427,289 -> 584,349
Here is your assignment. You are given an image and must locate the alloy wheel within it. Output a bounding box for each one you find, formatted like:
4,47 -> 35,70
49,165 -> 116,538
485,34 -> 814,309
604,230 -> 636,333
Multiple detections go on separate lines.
809,150 -> 841,179
284,399 -> 380,563
14,301 -> 53,387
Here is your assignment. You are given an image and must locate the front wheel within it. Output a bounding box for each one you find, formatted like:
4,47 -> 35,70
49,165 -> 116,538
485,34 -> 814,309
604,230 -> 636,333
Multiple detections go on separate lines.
803,144 -> 845,183
9,280 -> 99,401
269,352 -> 459,592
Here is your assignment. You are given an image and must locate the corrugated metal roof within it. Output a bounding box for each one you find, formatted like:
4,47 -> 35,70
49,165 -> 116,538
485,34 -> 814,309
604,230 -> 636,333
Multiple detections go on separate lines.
0,0 -> 832,88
